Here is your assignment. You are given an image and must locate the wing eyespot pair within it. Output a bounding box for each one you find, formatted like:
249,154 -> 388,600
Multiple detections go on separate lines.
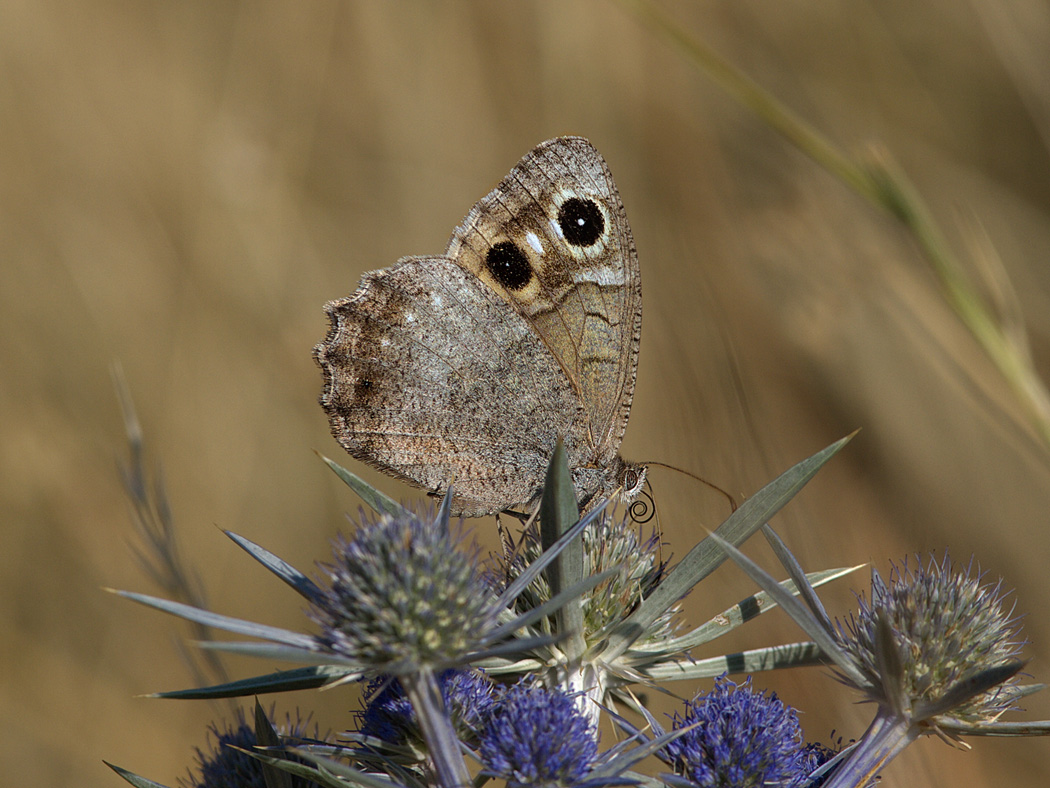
484,196 -> 606,292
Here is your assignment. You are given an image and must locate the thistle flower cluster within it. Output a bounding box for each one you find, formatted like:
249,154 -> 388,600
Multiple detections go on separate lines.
838,554 -> 1025,726
184,715 -> 271,788
662,675 -> 813,788
111,438 -> 1049,788
309,507 -> 500,673
357,670 -> 495,752
497,511 -> 673,647
477,682 -> 599,787
178,706 -> 322,788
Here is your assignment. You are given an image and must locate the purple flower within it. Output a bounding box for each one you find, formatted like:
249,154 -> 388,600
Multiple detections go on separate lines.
182,708 -> 320,788
358,669 -> 496,747
664,675 -> 809,788
479,682 -> 599,788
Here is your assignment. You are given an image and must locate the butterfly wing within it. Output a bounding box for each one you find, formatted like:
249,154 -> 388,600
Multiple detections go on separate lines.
445,137 -> 642,468
316,138 -> 644,515
316,255 -> 593,516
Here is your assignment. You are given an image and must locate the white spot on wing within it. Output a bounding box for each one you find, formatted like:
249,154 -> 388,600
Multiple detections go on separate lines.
525,231 -> 543,256
573,266 -> 625,286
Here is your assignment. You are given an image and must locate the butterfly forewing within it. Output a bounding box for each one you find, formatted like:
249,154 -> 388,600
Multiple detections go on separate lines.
446,137 -> 642,464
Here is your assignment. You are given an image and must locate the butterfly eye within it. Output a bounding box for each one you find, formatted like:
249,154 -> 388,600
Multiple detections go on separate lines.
557,197 -> 605,247
485,241 -> 533,290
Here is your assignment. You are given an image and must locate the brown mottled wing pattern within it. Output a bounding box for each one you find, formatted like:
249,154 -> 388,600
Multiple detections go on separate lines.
446,137 -> 642,467
316,256 -> 591,516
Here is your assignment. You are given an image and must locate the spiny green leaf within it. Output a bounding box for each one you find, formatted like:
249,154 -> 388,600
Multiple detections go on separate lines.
317,453 -> 407,517
103,763 -> 172,788
539,440 -> 585,657
639,641 -> 825,682
604,434 -> 853,660
148,665 -> 359,699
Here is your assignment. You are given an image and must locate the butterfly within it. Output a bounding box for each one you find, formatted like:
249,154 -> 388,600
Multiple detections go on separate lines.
314,137 -> 645,516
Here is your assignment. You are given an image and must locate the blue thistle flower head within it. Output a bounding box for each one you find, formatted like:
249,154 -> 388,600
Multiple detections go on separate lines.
358,669 -> 496,747
796,739 -> 847,788
184,714 -> 263,788
664,675 -> 809,788
181,708 -> 320,788
309,504 -> 499,673
479,681 -> 599,788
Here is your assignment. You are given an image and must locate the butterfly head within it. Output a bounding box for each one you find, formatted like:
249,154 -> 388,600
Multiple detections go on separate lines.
615,458 -> 648,504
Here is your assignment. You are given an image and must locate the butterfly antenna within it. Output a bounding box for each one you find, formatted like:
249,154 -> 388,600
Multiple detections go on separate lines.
641,461 -> 738,513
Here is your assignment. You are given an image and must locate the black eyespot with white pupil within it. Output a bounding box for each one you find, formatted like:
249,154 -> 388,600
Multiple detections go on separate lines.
558,197 -> 604,247
485,241 -> 532,291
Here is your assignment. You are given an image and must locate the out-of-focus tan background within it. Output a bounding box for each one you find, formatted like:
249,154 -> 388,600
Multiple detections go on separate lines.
4,2 -> 1050,786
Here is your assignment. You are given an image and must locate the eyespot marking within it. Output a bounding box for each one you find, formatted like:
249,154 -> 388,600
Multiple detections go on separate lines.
485,241 -> 532,291
558,197 -> 604,247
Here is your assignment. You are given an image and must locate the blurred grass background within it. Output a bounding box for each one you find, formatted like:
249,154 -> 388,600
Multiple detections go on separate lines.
3,1 -> 1050,786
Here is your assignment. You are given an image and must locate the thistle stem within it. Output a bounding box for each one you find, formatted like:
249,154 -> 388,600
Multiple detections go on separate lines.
823,709 -> 919,788
401,668 -> 472,788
